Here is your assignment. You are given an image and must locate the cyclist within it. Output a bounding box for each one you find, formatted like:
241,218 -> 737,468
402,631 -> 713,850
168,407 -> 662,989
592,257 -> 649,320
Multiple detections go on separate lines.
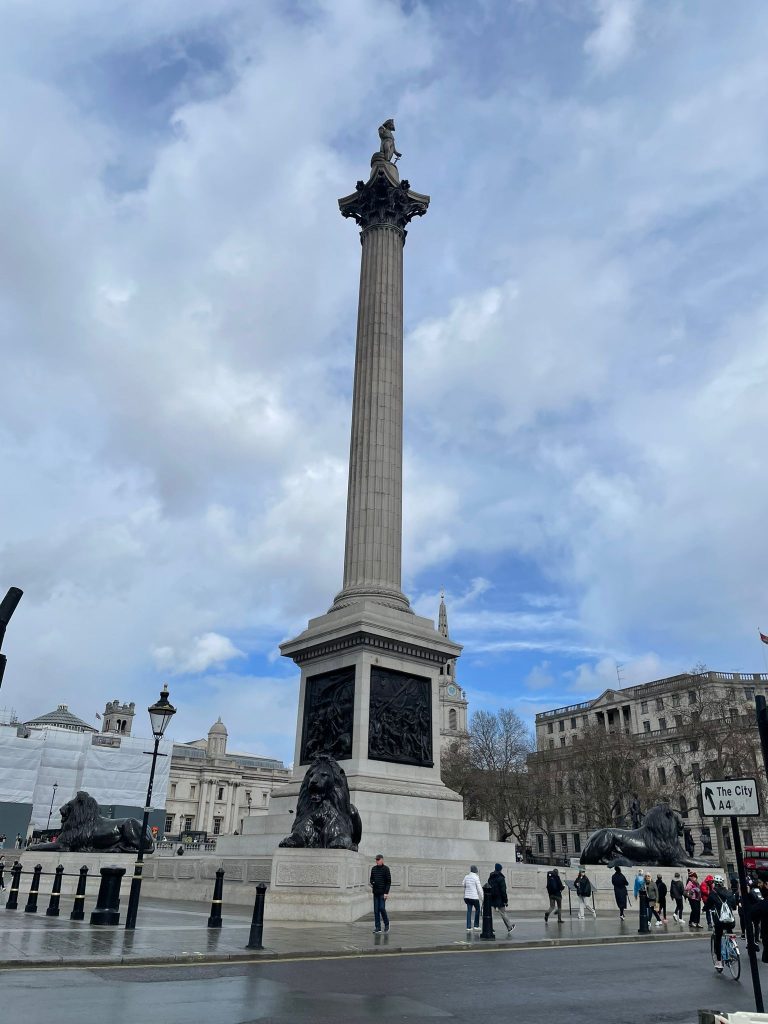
705,874 -> 738,971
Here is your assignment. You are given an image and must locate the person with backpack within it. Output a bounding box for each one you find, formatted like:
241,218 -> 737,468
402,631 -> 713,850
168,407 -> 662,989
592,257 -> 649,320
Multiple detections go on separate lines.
685,872 -> 703,929
611,865 -> 629,920
487,863 -> 515,934
656,874 -> 668,924
705,874 -> 738,971
544,867 -> 564,924
575,868 -> 597,920
670,872 -> 685,922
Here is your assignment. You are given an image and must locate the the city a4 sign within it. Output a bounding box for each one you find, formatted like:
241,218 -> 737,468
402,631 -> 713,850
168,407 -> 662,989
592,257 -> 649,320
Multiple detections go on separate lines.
700,778 -> 760,817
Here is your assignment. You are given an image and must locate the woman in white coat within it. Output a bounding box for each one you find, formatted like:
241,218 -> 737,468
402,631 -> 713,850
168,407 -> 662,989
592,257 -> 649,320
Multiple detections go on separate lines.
462,865 -> 485,931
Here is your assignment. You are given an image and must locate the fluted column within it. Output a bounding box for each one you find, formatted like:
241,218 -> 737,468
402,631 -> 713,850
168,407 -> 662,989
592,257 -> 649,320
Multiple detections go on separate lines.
332,157 -> 429,613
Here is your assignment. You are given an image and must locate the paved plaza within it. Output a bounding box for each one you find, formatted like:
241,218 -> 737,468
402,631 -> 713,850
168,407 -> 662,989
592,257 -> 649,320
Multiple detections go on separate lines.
0,894 -> 718,967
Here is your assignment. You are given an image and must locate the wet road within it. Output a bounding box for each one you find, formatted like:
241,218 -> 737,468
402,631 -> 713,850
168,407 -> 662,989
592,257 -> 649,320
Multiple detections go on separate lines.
0,938 -> 759,1023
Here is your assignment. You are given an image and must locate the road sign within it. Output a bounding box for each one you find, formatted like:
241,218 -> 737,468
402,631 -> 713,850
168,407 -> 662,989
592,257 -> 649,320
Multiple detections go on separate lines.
700,778 -> 760,817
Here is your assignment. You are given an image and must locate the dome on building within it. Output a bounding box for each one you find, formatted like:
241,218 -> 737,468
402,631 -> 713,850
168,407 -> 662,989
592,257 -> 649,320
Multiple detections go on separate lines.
24,704 -> 97,733
208,717 -> 228,735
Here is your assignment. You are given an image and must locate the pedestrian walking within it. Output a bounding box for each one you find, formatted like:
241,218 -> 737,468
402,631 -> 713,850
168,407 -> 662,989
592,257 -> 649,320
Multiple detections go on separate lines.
670,872 -> 684,922
0,854 -> 5,891
575,868 -> 597,920
685,871 -> 702,929
14,833 -> 22,850
369,853 -> 391,934
487,863 -> 515,933
656,874 -> 668,923
633,869 -> 645,899
700,874 -> 715,930
462,865 -> 484,932
644,873 -> 662,926
544,867 -> 564,924
0,832 -> 6,849
611,865 -> 629,920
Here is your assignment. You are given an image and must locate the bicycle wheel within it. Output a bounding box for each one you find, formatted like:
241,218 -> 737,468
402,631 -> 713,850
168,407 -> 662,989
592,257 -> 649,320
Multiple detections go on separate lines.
726,940 -> 741,981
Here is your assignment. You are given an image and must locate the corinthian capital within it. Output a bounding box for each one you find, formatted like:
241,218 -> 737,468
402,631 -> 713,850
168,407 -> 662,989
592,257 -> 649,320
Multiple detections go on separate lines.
339,157 -> 429,235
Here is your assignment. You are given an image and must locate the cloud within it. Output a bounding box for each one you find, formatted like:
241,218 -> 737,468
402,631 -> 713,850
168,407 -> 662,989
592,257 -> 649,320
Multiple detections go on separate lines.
525,661 -> 555,691
584,0 -> 641,72
152,632 -> 245,675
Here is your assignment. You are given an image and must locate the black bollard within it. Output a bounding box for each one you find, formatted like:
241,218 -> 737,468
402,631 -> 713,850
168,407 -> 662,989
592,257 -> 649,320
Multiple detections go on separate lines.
207,868 -> 225,928
46,864 -> 65,917
5,862 -> 22,910
480,882 -> 495,941
90,865 -> 126,926
24,864 -> 43,913
638,891 -> 650,934
246,882 -> 267,949
70,865 -> 89,921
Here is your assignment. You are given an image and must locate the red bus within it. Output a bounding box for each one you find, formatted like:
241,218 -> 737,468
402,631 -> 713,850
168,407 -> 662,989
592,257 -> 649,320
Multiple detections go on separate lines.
744,846 -> 768,871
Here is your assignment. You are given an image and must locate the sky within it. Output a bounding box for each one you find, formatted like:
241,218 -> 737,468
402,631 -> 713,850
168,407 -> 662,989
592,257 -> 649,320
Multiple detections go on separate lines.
2,0 -> 768,763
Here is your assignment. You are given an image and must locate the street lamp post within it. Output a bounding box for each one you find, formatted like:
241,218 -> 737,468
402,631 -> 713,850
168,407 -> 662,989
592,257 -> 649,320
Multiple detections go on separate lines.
124,684 -> 176,931
46,782 -> 59,830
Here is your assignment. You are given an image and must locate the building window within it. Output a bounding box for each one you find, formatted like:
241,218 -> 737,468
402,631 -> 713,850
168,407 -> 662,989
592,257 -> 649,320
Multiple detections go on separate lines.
559,720 -> 565,732
689,739 -> 699,753
570,717 -> 576,729
582,715 -> 589,726
190,785 -> 196,799
745,688 -> 755,701
536,834 -> 544,853
680,795 -> 688,818
688,691 -> 696,705
672,693 -> 681,707
674,715 -> 682,728
729,707 -> 738,720
642,769 -> 650,786
655,698 -> 664,710
559,811 -> 566,826
170,783 -> 176,797
659,717 -> 667,730
262,792 -> 268,805
449,708 -> 457,730
573,833 -> 581,853
547,722 -> 553,734
245,790 -> 251,803
560,833 -> 568,851
212,817 -> 223,835
643,721 -> 651,733
183,816 -> 194,832
640,700 -> 648,713
691,762 -> 700,780
164,815 -> 174,834
568,779 -> 577,794
744,829 -> 754,846
560,737 -> 566,747
658,766 -> 666,785
217,786 -> 224,800
548,740 -> 554,750
724,831 -> 732,850
548,833 -> 555,853
674,765 -> 683,782
672,743 -> 681,756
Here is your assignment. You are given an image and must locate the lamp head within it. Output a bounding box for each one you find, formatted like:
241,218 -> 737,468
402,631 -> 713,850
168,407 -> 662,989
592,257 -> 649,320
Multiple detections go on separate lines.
148,684 -> 176,738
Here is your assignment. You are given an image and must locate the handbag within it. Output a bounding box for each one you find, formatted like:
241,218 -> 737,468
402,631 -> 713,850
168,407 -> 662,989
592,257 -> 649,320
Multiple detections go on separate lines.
718,899 -> 735,925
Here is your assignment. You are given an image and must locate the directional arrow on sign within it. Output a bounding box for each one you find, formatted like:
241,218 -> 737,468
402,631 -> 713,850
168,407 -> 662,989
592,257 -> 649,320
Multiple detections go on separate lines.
704,786 -> 715,810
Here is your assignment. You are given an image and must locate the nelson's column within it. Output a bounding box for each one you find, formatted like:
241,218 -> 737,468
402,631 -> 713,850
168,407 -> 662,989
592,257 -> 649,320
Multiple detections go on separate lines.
219,122 -> 510,919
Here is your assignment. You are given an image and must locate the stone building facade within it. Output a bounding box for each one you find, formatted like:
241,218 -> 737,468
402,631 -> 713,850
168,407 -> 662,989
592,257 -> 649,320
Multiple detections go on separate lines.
436,593 -> 469,753
164,718 -> 290,838
528,670 -> 768,868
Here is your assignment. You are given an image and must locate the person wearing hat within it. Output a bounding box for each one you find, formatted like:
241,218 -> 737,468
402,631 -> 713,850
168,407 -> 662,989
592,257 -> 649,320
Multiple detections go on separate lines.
487,863 -> 516,934
369,853 -> 391,934
575,868 -> 597,920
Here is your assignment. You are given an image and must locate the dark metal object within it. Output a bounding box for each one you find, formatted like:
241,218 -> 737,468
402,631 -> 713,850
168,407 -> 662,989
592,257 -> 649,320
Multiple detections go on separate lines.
90,865 -> 126,926
5,861 -> 22,909
368,666 -> 432,767
755,696 -> 768,782
207,868 -> 225,928
480,883 -> 495,940
69,865 -> 88,921
46,864 -> 64,917
581,802 -> 716,867
299,667 -> 355,764
0,586 -> 23,689
637,890 -> 650,933
30,790 -> 154,853
24,863 -> 43,912
279,754 -> 362,850
731,815 -> 764,1011
125,684 -> 176,930
246,882 -> 267,949
46,782 -> 58,830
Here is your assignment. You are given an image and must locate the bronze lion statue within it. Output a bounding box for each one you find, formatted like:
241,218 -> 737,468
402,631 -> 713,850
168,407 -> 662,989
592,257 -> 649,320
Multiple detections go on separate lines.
30,790 -> 154,854
580,802 -> 715,867
279,754 -> 362,851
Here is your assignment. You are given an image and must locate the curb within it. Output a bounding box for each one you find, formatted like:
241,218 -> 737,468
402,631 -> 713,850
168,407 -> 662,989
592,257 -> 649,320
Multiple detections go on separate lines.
0,928 -> 710,970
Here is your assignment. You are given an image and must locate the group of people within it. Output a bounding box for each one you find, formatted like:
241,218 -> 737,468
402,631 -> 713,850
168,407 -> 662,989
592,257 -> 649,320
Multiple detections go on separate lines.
544,867 -> 597,922
461,864 -> 517,933
0,833 -> 25,850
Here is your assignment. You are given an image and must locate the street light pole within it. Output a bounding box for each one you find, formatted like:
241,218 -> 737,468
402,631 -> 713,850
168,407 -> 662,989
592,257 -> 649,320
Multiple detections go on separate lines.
47,782 -> 58,830
124,684 -> 176,931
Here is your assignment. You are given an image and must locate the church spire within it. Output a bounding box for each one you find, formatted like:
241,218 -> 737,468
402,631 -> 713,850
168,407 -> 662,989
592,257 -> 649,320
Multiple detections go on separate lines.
438,589 -> 449,638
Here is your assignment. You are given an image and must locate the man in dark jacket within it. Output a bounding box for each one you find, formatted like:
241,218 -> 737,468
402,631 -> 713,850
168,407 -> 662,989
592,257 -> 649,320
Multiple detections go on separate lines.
656,874 -> 668,923
611,865 -> 629,920
370,854 -> 391,934
575,868 -> 597,920
670,872 -> 684,922
544,867 -> 564,924
487,863 -> 515,934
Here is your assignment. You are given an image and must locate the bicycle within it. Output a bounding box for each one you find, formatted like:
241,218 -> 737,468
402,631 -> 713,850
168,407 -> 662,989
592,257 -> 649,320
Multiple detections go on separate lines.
711,930 -> 741,980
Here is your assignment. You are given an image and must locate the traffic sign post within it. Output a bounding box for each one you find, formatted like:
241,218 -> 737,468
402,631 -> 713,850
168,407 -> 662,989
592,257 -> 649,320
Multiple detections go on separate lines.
701,777 -> 763,1012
